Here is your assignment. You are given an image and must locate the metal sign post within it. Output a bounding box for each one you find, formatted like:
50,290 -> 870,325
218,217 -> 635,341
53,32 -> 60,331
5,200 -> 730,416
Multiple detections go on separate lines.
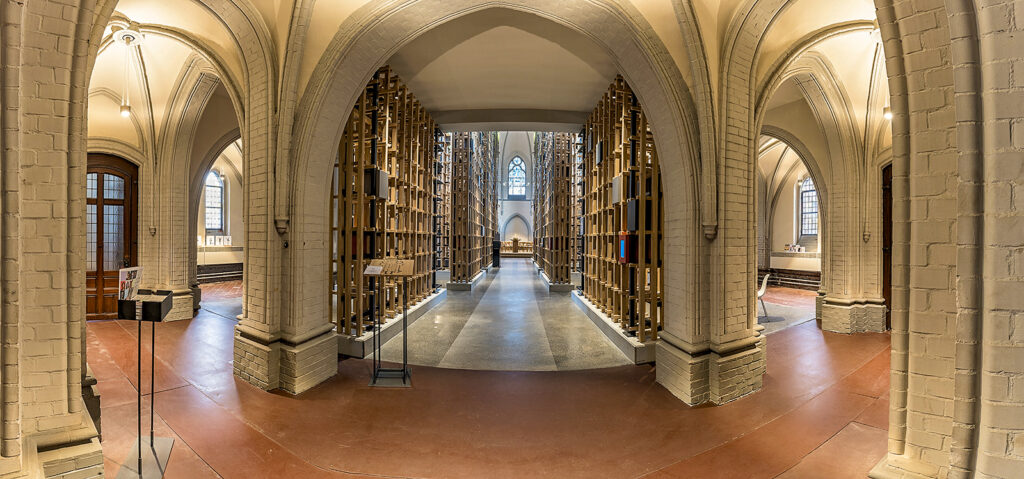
364,259 -> 415,387
116,291 -> 175,478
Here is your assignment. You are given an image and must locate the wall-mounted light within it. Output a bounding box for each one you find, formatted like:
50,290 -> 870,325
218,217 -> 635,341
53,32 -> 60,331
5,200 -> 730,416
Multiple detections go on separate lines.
882,106 -> 892,120
113,24 -> 144,119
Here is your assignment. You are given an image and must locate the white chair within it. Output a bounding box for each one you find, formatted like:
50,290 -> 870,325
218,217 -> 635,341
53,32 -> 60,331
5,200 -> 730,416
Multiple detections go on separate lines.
756,273 -> 770,318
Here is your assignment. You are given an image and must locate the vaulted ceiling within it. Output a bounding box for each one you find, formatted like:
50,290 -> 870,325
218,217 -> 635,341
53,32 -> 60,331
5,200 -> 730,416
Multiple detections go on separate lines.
388,9 -> 617,132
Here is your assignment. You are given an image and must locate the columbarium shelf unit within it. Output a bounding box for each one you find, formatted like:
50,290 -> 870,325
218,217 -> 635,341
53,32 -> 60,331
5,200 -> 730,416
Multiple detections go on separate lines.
449,132 -> 498,284
330,66 -> 439,338
532,132 -> 574,285
580,76 -> 664,342
572,133 -> 585,274
433,131 -> 452,276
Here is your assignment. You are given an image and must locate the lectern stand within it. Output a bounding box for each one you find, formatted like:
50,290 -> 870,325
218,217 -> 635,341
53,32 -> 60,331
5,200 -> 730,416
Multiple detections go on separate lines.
116,292 -> 175,479
365,259 -> 416,388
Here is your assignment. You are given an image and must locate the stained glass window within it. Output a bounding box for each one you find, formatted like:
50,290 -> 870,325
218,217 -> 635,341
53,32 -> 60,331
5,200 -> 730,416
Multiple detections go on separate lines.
508,157 -> 526,197
205,171 -> 225,232
800,177 -> 818,236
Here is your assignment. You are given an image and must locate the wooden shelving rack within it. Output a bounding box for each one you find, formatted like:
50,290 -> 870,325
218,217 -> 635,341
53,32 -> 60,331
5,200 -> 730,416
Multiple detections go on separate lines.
449,132 -> 497,283
433,131 -> 451,276
532,133 -> 574,284
580,76 -> 664,342
572,133 -> 585,274
329,66 -> 439,338
479,132 -> 499,269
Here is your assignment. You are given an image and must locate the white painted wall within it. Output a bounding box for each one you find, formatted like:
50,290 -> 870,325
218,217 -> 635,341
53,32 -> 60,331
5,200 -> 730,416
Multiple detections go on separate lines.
500,200 -> 533,240
497,131 -> 535,240
767,155 -> 820,272
196,154 -> 244,265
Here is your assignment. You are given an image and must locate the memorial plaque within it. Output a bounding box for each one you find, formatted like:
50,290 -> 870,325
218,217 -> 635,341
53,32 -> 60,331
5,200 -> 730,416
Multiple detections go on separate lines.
364,258 -> 415,277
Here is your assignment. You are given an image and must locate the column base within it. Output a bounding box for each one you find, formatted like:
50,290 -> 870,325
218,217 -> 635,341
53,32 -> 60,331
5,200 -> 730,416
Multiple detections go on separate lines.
656,333 -> 766,405
709,335 -> 767,404
279,332 -> 339,394
868,453 -> 943,479
233,328 -> 338,394
656,340 -> 710,405
82,371 -> 101,439
28,404 -> 104,479
38,438 -> 103,479
821,298 -> 887,333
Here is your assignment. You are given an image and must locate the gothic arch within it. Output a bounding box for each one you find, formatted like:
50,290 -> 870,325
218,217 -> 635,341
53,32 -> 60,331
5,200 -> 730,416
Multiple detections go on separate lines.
187,129 -> 243,289
286,0 -> 708,347
504,154 -> 530,197
84,0 -> 279,333
502,213 -> 532,239
757,53 -> 870,303
756,132 -> 828,288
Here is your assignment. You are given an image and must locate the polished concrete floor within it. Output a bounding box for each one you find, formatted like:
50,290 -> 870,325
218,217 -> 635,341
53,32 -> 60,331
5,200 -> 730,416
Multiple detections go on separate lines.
197,279 -> 243,320
757,287 -> 818,335
380,258 -> 632,370
88,280 -> 890,478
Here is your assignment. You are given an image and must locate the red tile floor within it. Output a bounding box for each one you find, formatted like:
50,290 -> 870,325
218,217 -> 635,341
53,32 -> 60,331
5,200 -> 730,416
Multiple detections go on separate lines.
87,282 -> 891,478
197,280 -> 243,300
761,286 -> 818,309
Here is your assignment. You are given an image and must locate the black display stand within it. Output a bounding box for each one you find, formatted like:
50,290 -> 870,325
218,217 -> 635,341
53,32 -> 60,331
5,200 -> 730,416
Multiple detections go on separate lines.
365,259 -> 414,388
116,292 -> 175,479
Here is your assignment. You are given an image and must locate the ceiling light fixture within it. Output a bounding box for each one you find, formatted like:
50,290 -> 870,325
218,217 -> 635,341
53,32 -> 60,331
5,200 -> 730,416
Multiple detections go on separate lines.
883,106 -> 892,120
113,24 -> 144,119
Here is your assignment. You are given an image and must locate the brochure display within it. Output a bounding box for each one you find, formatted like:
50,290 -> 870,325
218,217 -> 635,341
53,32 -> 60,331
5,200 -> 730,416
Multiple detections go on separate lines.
365,259 -> 416,387
116,268 -> 175,478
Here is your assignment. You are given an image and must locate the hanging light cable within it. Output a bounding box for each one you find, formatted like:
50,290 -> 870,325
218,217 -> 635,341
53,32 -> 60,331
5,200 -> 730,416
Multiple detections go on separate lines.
113,24 -> 143,118
121,35 -> 131,117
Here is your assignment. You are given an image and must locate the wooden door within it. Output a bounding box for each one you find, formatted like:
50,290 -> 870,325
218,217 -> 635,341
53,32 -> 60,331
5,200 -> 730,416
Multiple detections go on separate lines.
86,154 -> 138,320
881,164 -> 893,330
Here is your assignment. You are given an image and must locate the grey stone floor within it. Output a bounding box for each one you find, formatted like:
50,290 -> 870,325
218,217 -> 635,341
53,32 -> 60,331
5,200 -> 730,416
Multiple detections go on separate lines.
378,258 -> 632,371
756,300 -> 817,335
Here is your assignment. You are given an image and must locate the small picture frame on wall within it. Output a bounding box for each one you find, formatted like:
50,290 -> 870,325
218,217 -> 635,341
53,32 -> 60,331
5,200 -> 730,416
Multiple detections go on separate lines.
206,236 -> 216,246
223,236 -> 232,246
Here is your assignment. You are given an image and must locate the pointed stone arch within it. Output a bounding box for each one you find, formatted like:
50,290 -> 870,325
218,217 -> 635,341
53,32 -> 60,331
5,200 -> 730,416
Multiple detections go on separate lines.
283,0 -> 709,397
502,213 -> 532,240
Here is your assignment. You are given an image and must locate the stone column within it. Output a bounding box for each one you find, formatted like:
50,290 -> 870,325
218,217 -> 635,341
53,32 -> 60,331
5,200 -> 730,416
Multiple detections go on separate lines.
231,81 -> 337,395
819,182 -> 887,333
0,1 -> 107,476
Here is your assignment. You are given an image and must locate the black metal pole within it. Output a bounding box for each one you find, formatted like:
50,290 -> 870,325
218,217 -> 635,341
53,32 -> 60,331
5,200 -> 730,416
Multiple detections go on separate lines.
150,320 -> 155,447
137,317 -> 142,475
403,276 -> 408,382
371,277 -> 378,383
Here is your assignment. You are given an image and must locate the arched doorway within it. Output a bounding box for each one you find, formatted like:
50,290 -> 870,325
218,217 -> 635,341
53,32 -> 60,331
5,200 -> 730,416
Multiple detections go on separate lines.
754,136 -> 823,333
86,153 -> 138,320
278,0 -> 706,396
502,214 -> 531,240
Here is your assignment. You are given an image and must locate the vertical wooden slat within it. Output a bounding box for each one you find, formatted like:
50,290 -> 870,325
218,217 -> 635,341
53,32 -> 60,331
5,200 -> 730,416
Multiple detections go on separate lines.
578,76 -> 663,341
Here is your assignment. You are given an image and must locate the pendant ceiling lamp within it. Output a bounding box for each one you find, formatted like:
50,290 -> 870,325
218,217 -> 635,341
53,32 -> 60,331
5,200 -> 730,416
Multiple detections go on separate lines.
113,25 -> 143,118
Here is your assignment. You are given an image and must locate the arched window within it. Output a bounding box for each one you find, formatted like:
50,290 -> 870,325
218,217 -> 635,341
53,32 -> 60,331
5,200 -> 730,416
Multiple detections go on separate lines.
508,157 -> 526,197
205,171 -> 225,233
799,177 -> 818,236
